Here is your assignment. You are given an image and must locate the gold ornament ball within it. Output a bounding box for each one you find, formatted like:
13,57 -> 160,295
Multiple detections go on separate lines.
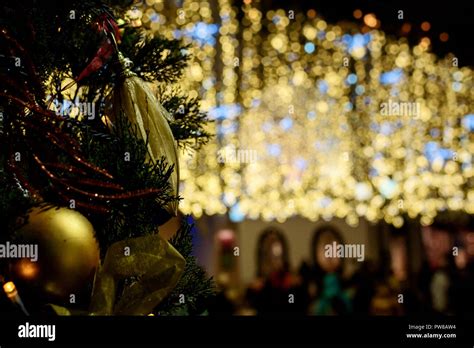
9,205 -> 100,302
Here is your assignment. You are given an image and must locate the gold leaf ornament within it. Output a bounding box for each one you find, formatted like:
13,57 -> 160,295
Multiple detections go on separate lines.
109,52 -> 180,216
89,233 -> 185,315
47,233 -> 185,316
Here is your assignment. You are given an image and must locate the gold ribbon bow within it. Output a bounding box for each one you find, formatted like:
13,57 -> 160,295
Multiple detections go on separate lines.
49,233 -> 185,316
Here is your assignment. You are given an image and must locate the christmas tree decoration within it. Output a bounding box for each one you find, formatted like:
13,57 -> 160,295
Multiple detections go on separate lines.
8,205 -> 100,303
0,28 -> 166,215
75,13 -> 122,83
90,233 -> 184,315
43,218 -> 215,316
0,0 -> 214,316
2,280 -> 29,315
44,235 -> 186,316
109,33 -> 180,218
48,233 -> 185,316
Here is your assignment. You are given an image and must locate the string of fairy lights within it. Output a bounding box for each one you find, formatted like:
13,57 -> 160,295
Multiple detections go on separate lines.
132,0 -> 227,217
135,0 -> 473,227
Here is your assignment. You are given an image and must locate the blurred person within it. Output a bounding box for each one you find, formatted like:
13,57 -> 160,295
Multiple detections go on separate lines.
450,220 -> 474,314
349,260 -> 377,315
370,234 -> 419,315
418,223 -> 456,314
302,226 -> 352,315
246,227 -> 304,314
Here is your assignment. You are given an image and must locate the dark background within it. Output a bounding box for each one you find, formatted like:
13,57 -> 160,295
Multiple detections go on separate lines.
262,0 -> 474,66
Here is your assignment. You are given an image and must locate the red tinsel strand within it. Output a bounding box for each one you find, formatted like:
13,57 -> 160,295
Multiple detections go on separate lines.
33,154 -> 162,201
7,159 -> 42,200
56,190 -> 110,214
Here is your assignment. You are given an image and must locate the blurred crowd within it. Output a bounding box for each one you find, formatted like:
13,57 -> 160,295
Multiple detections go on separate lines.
208,220 -> 474,316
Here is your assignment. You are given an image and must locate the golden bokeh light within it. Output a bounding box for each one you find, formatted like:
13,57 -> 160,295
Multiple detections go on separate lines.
363,14 -> 377,28
3,281 -> 16,295
126,1 -> 473,226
